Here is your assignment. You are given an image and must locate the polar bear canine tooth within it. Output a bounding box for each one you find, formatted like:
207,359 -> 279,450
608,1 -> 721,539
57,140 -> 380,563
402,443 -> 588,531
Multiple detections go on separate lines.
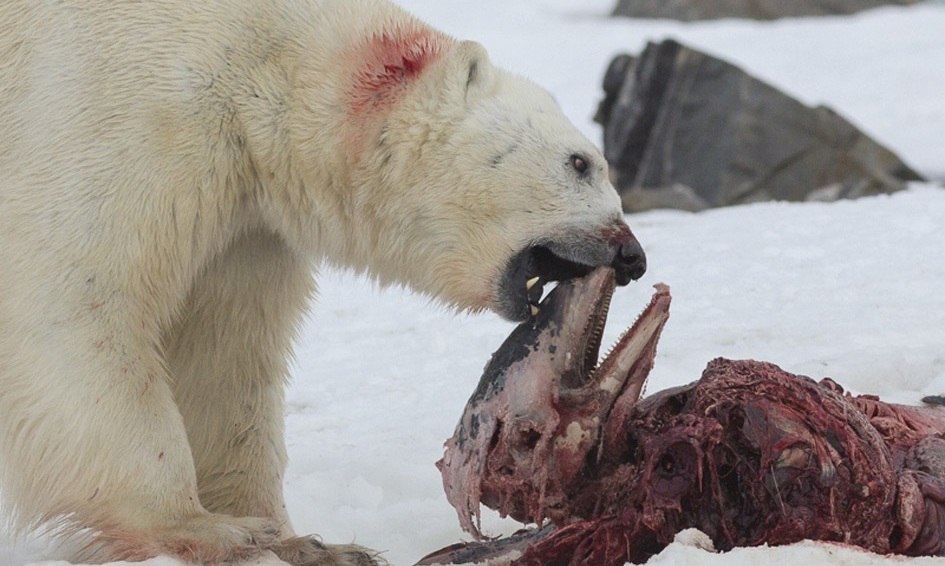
530,304 -> 540,317
526,277 -> 544,306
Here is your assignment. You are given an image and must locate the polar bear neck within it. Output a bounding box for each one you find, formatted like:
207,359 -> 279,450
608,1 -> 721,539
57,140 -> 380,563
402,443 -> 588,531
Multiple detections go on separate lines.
231,2 -> 457,255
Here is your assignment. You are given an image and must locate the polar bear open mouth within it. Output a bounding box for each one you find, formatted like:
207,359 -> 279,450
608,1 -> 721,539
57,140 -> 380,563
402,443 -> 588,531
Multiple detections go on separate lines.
497,244 -> 599,322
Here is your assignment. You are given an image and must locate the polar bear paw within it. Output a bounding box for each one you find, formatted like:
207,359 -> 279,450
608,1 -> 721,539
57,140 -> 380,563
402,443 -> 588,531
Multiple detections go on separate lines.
95,513 -> 281,563
271,536 -> 386,566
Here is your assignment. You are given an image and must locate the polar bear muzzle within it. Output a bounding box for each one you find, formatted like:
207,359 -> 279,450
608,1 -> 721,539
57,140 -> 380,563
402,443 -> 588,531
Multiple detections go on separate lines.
497,228 -> 646,321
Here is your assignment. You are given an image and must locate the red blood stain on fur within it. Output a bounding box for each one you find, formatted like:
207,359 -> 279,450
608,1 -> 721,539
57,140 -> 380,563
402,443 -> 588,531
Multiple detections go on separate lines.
348,27 -> 450,117
600,222 -> 636,247
344,23 -> 453,158
90,524 -> 254,563
139,371 -> 155,397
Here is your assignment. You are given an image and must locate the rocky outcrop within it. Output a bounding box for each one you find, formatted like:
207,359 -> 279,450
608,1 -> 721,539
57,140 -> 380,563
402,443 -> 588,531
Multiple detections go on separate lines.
596,40 -> 924,211
611,0 -> 920,21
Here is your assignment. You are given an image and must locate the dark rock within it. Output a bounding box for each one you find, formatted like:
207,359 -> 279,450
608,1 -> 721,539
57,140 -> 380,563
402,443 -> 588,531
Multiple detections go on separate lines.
611,0 -> 920,21
597,40 -> 924,211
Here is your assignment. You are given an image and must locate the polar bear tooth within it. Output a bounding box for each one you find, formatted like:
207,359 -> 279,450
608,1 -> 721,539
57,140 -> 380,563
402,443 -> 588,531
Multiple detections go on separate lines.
530,304 -> 540,317
526,276 -> 540,291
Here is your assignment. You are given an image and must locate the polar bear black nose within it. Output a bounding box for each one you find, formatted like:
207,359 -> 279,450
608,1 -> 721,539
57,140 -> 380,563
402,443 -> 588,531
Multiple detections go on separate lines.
613,241 -> 646,285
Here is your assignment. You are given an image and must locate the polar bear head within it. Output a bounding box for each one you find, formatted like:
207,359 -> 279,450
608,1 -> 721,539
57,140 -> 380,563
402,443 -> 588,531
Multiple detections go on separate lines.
297,23 -> 645,321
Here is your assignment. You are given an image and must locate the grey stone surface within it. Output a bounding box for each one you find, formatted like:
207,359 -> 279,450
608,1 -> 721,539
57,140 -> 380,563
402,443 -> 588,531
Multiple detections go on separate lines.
596,40 -> 924,211
611,0 -> 920,21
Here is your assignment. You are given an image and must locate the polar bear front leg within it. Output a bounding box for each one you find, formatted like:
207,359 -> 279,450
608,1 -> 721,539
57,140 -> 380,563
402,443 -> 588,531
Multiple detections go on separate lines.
164,231 -> 381,566
0,282 -> 281,562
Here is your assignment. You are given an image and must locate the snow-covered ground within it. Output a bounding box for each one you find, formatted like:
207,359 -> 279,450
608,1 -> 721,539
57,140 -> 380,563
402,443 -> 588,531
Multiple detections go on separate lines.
4,1 -> 945,565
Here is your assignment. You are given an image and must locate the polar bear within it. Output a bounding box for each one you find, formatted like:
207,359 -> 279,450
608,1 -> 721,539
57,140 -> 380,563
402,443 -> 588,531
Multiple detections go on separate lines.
0,0 -> 646,564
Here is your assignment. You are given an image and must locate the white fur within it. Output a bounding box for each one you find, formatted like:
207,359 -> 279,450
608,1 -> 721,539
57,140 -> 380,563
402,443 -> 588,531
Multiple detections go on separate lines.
0,0 -> 625,562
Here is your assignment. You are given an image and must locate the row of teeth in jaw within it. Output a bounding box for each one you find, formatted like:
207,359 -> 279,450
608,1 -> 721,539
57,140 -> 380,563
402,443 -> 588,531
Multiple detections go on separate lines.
583,288 -> 612,381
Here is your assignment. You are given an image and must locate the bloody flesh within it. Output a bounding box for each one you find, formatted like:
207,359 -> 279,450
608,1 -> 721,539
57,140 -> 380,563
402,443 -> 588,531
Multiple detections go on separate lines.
423,269 -> 945,565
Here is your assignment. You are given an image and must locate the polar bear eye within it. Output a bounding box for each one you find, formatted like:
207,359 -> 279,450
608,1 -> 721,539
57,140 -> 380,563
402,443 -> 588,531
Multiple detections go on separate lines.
569,154 -> 590,176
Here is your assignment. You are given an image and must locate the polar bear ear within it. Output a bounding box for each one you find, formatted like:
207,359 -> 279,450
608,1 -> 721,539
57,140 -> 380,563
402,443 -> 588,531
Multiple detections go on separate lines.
451,40 -> 495,105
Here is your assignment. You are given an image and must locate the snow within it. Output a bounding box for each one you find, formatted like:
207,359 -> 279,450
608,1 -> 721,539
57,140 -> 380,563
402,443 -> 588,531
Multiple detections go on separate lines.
4,1 -> 945,565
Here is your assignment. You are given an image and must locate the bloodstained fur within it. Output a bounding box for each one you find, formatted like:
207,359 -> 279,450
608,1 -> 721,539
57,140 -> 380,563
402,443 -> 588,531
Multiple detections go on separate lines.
343,23 -> 454,157
347,28 -> 450,116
